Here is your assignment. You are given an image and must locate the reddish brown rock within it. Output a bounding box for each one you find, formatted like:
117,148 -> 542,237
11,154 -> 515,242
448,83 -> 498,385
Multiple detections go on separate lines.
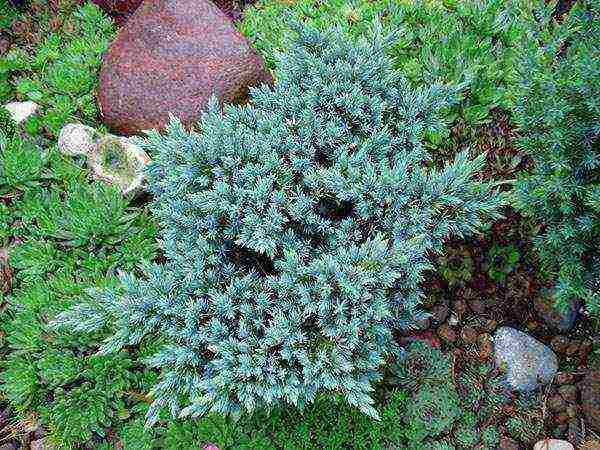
551,335 -> 570,354
92,0 -> 248,25
460,325 -> 479,345
499,437 -> 520,450
92,0 -> 144,25
98,0 -> 273,136
533,289 -> 580,332
565,341 -> 580,357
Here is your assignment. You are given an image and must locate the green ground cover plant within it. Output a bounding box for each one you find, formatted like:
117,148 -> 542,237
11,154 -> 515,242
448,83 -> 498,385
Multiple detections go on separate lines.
0,0 -> 20,29
0,1 -> 115,137
240,0 -> 533,150
513,0 -> 599,317
0,131 -> 161,448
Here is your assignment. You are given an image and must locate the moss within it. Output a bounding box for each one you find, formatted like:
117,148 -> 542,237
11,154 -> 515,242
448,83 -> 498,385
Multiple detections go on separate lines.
97,135 -> 137,179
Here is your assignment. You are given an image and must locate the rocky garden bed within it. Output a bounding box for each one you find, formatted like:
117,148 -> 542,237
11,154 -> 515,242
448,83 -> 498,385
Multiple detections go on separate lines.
0,0 -> 598,449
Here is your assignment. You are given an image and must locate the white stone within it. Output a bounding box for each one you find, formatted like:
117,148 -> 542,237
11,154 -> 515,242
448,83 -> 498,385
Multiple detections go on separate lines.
533,439 -> 575,450
4,101 -> 39,124
57,123 -> 99,156
57,123 -> 150,195
87,135 -> 150,196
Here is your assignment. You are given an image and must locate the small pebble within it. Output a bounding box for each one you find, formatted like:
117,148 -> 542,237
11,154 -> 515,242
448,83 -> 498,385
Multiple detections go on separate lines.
565,341 -> 580,357
551,336 -> 570,354
437,323 -> 457,343
3,101 -> 39,124
533,439 -> 574,450
498,437 -> 520,450
452,299 -> 467,319
483,318 -> 498,332
554,372 -> 575,385
460,325 -> 479,345
431,304 -> 449,324
468,298 -> 486,315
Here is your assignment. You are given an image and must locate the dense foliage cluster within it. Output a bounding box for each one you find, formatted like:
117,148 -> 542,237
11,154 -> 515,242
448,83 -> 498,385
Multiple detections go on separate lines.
240,0 -> 532,143
514,0 -> 599,316
54,24 -> 505,423
0,106 -> 17,139
0,130 -> 159,448
1,0 -> 598,447
0,2 -> 115,136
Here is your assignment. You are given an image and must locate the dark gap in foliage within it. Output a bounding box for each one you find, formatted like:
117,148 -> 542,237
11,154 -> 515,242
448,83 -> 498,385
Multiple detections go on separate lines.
227,241 -> 278,277
286,218 -> 327,249
314,148 -> 333,168
314,197 -> 354,221
128,191 -> 153,208
553,0 -> 578,20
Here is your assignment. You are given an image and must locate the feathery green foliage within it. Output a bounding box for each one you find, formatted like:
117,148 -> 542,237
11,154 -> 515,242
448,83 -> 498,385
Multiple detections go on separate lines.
0,2 -> 115,135
0,106 -> 17,139
513,0 -> 600,317
0,131 -> 160,449
54,23 -> 505,425
240,0 -> 533,141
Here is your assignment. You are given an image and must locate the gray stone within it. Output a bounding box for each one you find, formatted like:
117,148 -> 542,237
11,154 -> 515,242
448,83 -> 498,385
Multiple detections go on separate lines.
533,439 -> 574,450
58,124 -> 99,156
87,134 -> 150,196
493,326 -> 558,392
